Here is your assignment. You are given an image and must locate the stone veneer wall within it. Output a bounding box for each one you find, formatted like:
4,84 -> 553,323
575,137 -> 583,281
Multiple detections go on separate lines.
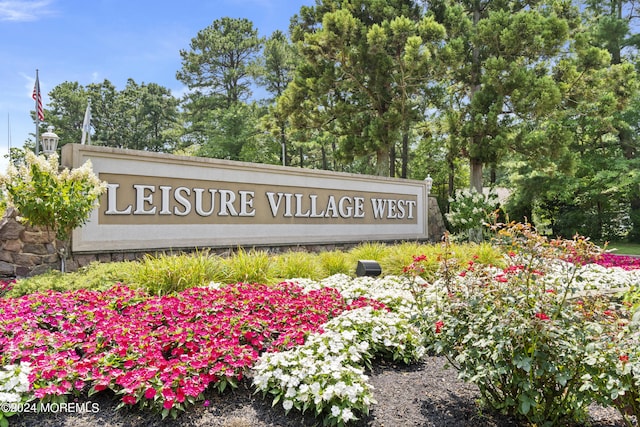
0,197 -> 447,278
427,197 -> 446,241
0,207 -> 59,278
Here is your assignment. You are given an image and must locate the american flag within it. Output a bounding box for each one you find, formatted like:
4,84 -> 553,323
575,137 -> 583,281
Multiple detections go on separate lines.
32,72 -> 44,121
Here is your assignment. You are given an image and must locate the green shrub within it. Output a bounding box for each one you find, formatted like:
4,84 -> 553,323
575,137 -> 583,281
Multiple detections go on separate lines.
0,152 -> 106,272
7,261 -> 134,297
424,224 -> 606,425
129,250 -> 224,295
318,250 -> 352,276
446,188 -> 498,241
222,248 -> 273,284
272,251 -> 322,280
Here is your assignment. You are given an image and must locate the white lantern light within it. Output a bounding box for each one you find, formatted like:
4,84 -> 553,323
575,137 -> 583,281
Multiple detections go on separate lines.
41,125 -> 59,156
424,174 -> 433,194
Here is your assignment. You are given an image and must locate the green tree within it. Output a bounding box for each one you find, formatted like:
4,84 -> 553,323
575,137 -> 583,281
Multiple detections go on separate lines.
583,0 -> 640,241
45,81 -> 88,147
428,0 -> 575,195
584,0 -> 639,65
177,17 -> 263,108
85,80 -> 120,147
195,101 -> 267,161
46,79 -> 181,152
114,79 -> 181,151
256,30 -> 299,166
176,17 -> 263,157
505,35 -> 637,239
281,0 -> 445,176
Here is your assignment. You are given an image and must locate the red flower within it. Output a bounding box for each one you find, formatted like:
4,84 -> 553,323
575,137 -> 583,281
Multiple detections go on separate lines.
620,355 -> 629,363
534,312 -> 550,321
163,398 -> 174,410
122,394 -> 137,405
144,387 -> 156,399
435,320 -> 444,334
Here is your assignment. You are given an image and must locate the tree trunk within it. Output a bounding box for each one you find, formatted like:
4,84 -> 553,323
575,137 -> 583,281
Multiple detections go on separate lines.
401,132 -> 409,178
470,157 -> 483,193
321,145 -> 328,170
280,123 -> 287,167
390,144 -> 396,177
376,148 -> 391,177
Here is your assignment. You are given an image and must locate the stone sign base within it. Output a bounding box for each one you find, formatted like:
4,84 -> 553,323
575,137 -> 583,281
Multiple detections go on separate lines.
0,208 -> 59,277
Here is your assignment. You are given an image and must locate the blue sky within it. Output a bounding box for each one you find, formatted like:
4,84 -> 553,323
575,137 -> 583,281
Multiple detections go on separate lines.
0,0 -> 313,170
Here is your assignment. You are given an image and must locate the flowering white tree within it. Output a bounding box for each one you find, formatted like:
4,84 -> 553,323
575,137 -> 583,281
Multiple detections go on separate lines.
0,152 -> 106,271
446,188 -> 499,242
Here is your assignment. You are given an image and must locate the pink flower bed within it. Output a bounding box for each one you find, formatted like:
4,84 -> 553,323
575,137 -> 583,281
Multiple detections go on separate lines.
0,282 -> 383,414
591,253 -> 640,270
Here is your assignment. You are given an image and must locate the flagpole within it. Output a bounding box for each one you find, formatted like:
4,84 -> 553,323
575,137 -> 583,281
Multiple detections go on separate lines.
34,69 -> 40,155
81,98 -> 91,145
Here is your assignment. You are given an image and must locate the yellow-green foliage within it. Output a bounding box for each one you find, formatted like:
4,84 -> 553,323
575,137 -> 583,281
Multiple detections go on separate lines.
469,242 -> 505,267
449,242 -> 505,270
347,242 -> 393,275
272,251 -> 323,281
381,241 -> 442,278
6,261 -> 135,297
129,250 -> 224,295
7,240 -> 506,297
222,248 -> 273,284
318,250 -> 351,276
348,242 -> 391,262
364,240 -> 504,279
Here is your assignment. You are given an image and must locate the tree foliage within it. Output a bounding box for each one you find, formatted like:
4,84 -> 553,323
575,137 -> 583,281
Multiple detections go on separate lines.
45,79 -> 181,152
255,30 -> 300,166
177,17 -> 263,108
504,0 -> 640,240
281,0 -> 445,176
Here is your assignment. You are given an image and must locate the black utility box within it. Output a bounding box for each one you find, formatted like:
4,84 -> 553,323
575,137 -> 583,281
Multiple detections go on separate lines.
356,260 -> 382,277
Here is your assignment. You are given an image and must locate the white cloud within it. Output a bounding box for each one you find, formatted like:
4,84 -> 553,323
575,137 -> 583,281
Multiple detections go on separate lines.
0,0 -> 55,22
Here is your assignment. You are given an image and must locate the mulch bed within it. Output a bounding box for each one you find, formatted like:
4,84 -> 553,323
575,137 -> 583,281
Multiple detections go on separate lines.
11,356 -> 630,427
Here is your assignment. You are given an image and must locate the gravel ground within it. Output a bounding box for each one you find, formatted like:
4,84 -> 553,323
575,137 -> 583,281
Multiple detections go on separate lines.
11,356 -> 632,427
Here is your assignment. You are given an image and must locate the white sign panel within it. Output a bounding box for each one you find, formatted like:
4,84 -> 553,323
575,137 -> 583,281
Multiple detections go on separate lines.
63,145 -> 429,252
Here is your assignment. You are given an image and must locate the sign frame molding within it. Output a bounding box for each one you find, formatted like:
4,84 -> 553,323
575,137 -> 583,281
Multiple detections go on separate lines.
62,144 -> 430,253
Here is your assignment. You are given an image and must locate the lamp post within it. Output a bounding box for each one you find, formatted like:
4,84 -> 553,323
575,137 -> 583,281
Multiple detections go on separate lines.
41,125 -> 59,156
425,174 -> 433,239
424,174 -> 433,195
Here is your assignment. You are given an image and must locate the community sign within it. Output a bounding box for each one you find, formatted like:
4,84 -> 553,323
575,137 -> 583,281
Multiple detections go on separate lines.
62,144 -> 430,252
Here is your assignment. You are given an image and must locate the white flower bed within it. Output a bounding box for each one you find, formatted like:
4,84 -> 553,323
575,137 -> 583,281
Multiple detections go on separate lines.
293,274 -> 420,317
252,275 -> 425,425
0,362 -> 31,406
